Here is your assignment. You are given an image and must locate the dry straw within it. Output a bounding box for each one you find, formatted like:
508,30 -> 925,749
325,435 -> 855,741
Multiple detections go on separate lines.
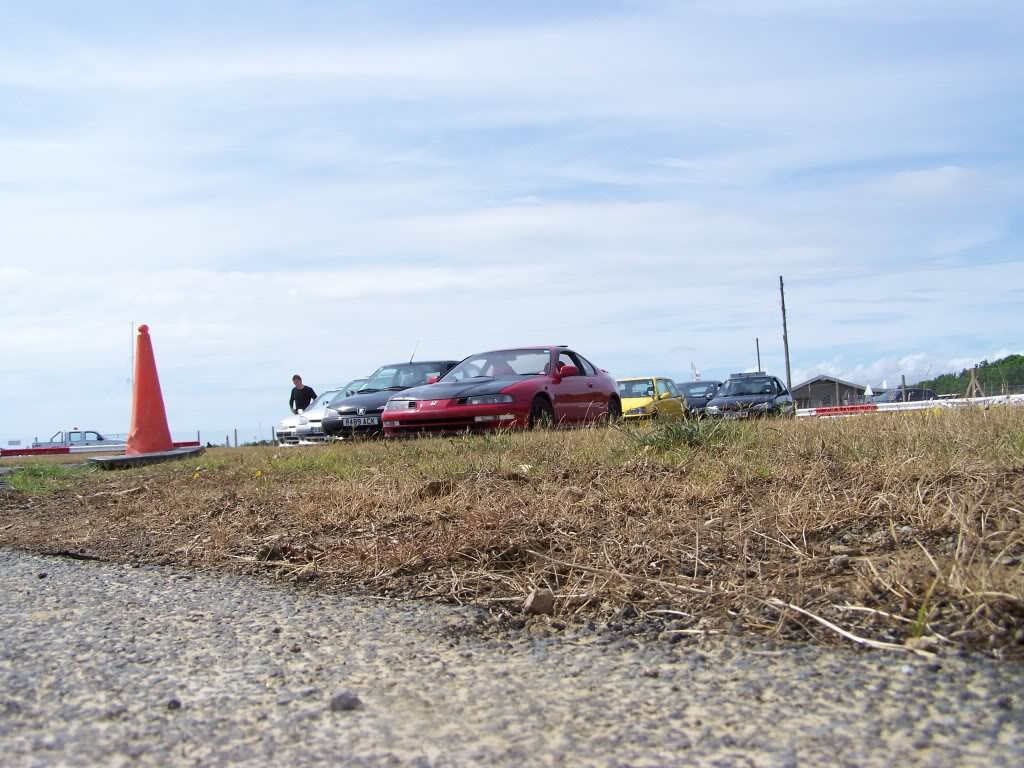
3,408 -> 1022,656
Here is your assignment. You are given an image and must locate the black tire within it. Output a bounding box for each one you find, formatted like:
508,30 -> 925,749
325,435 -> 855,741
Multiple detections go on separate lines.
529,396 -> 555,429
606,397 -> 622,424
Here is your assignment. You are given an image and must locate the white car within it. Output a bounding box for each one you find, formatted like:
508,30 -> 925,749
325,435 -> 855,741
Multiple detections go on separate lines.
277,389 -> 336,444
278,383 -> 366,443
31,429 -> 126,453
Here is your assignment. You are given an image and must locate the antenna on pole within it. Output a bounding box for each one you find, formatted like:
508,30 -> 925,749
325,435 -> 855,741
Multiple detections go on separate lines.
756,337 -> 761,372
409,340 -> 420,364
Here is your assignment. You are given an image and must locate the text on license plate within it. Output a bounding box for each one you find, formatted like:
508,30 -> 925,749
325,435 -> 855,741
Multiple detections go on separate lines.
340,416 -> 379,426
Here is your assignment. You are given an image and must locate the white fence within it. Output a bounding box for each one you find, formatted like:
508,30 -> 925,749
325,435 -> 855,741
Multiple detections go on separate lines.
797,394 -> 1024,419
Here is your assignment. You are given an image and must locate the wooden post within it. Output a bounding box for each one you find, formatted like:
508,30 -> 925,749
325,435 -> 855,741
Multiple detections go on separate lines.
779,276 -> 792,390
965,367 -> 983,398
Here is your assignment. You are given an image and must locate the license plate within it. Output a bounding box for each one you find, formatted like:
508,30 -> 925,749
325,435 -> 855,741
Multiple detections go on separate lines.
340,416 -> 379,427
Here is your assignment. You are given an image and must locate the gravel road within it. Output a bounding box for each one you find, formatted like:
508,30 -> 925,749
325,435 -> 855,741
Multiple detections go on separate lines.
1,549 -> 1021,767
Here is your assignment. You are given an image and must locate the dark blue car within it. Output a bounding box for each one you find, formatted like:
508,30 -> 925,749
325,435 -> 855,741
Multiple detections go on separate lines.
680,380 -> 722,414
705,373 -> 795,418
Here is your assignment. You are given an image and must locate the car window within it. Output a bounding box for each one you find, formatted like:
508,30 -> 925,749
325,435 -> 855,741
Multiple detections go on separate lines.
443,349 -> 551,382
683,383 -> 715,396
773,378 -> 788,395
578,356 -> 598,376
69,432 -> 84,443
656,379 -> 671,397
362,363 -> 454,390
666,380 -> 682,398
85,432 -> 101,441
558,351 -> 584,372
719,377 -> 775,397
617,380 -> 655,398
306,390 -> 341,410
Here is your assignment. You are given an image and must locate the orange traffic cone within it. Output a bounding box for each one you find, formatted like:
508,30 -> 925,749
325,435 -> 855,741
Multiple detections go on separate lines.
125,324 -> 174,456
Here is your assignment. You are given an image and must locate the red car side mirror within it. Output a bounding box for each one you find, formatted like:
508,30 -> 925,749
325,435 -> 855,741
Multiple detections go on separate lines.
426,375 -> 439,385
558,365 -> 579,378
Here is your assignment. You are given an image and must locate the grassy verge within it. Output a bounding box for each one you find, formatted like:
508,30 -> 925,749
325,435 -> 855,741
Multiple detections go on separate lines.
2,409 -> 1023,657
0,453 -> 103,467
3,464 -> 92,495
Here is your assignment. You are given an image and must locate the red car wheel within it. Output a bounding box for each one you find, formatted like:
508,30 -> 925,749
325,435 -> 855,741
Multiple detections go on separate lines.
607,397 -> 622,423
528,397 -> 554,429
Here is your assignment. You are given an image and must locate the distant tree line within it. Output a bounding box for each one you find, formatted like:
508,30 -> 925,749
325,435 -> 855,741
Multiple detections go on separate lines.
914,354 -> 1024,395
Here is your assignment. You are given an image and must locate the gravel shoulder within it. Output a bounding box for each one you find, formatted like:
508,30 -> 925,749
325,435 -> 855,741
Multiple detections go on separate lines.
1,548 -> 1021,767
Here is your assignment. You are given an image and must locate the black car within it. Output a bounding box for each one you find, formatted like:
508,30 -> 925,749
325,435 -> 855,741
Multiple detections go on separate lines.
322,360 -> 459,439
872,387 -> 938,404
705,372 -> 794,418
680,380 -> 722,414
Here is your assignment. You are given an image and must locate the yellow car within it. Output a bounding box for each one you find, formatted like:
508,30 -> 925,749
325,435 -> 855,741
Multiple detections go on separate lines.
616,377 -> 688,422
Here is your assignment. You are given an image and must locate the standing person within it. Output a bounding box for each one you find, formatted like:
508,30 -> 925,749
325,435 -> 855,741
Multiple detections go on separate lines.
289,375 -> 317,414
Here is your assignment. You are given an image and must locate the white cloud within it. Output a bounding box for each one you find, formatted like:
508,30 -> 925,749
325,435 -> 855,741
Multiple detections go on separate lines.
0,1 -> 1022,440
793,348 -> 1023,389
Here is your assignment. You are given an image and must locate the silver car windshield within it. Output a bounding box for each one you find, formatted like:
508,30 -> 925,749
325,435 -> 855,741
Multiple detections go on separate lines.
306,390 -> 340,410
360,363 -> 449,391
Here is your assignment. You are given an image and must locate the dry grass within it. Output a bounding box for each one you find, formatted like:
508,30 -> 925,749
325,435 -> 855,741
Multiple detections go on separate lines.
2,409 -> 1023,657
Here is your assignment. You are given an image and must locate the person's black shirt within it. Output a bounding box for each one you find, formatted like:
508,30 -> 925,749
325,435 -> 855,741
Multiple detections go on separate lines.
290,385 -> 317,413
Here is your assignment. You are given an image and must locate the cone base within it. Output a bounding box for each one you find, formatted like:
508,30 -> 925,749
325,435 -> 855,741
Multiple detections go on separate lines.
91,446 -> 205,471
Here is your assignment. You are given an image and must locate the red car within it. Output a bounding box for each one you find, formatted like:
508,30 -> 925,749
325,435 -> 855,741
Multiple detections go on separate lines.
382,346 -> 621,436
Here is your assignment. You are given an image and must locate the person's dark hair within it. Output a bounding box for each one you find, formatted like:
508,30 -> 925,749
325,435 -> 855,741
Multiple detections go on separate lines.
292,375 -> 302,382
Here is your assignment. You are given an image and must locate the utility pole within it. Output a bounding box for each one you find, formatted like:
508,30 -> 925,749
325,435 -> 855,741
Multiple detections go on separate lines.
755,337 -> 762,372
779,276 -> 792,390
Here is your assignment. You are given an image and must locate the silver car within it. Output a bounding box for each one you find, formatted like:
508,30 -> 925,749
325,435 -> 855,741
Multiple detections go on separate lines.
277,380 -> 366,444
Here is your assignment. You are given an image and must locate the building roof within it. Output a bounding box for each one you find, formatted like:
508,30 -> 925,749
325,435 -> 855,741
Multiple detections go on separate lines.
791,374 -> 866,392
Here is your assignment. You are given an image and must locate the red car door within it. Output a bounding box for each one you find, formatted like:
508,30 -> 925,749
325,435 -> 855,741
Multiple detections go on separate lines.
573,352 -> 608,422
547,351 -> 578,423
554,351 -> 593,423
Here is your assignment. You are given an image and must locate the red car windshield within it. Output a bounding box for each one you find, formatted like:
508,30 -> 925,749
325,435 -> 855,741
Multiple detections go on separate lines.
442,349 -> 551,382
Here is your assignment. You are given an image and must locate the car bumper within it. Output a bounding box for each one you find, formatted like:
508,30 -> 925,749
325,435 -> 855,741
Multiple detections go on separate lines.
621,411 -> 654,421
383,401 -> 528,436
707,408 -> 774,419
295,422 -> 327,441
322,414 -> 384,439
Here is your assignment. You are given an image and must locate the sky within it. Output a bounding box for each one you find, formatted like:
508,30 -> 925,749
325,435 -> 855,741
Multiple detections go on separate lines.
1,0 -> 1023,443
